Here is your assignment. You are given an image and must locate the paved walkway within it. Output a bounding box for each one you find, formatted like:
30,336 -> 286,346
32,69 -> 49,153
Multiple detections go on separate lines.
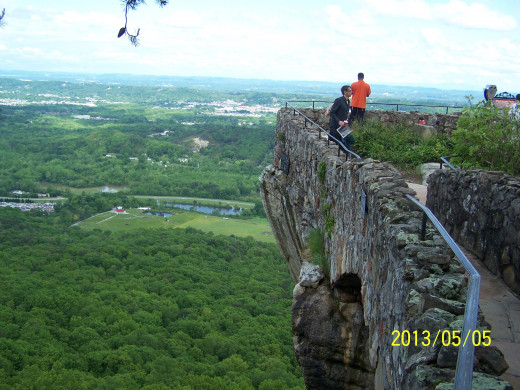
407,182 -> 520,389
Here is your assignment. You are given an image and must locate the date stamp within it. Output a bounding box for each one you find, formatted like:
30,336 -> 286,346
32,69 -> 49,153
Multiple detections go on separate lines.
391,330 -> 491,347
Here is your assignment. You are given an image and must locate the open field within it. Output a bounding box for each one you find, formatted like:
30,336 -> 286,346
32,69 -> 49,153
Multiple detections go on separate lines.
76,209 -> 274,243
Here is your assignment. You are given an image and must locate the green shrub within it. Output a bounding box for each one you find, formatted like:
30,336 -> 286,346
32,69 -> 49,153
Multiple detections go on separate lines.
317,161 -> 326,183
451,100 -> 520,176
307,228 -> 329,276
353,119 -> 453,170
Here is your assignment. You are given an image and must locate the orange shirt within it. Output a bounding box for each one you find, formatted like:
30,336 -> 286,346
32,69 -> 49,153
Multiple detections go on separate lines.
351,80 -> 371,108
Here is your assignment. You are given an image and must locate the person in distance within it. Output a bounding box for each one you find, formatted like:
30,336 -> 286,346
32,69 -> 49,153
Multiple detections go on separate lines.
349,72 -> 371,123
329,85 -> 354,149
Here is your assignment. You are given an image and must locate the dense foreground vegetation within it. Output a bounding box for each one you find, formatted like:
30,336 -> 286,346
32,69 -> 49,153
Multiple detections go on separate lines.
353,120 -> 453,171
352,102 -> 519,177
0,207 -> 303,389
452,100 -> 520,176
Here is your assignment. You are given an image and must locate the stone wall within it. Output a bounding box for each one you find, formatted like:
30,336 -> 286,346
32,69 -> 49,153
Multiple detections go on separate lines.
289,107 -> 461,135
365,110 -> 461,134
426,169 -> 520,294
259,108 -> 510,389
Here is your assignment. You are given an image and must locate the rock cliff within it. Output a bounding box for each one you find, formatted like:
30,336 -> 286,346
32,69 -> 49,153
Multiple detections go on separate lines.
259,108 -> 511,389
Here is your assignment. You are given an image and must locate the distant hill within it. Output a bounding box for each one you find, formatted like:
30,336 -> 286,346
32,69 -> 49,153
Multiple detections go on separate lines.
0,69 -> 479,104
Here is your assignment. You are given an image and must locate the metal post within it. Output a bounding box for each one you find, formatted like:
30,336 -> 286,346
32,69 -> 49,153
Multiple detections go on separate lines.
421,212 -> 427,240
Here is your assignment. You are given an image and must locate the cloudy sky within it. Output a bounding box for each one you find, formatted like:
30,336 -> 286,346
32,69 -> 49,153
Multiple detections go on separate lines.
0,0 -> 518,92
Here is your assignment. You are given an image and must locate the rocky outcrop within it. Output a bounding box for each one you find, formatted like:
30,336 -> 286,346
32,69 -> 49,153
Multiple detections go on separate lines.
259,108 -> 510,389
426,169 -> 520,294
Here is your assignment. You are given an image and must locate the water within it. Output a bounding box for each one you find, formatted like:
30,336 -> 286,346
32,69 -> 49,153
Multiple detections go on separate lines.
102,186 -> 121,193
147,212 -> 173,217
160,202 -> 242,216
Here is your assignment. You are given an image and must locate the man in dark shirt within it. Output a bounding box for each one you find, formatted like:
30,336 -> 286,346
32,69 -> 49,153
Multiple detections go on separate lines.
329,85 -> 353,147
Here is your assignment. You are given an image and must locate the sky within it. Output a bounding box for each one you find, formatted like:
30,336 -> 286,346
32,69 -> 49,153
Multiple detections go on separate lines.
0,0 -> 519,92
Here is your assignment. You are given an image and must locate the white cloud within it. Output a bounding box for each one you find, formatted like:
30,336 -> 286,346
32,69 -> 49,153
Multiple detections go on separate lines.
363,0 -> 430,19
421,27 -> 444,45
159,9 -> 202,28
362,0 -> 516,31
433,0 -> 517,30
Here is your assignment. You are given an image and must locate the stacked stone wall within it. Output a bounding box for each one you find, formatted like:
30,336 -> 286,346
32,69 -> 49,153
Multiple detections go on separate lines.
427,169 -> 520,294
365,110 -> 461,134
259,108 -> 510,389
293,107 -> 461,134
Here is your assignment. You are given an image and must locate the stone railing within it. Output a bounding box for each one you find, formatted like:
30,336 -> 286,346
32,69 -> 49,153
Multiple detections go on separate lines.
259,108 -> 510,389
287,106 -> 461,135
427,169 -> 520,295
365,110 -> 461,134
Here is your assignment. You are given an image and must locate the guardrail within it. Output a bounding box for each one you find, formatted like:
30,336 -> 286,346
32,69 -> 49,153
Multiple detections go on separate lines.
286,102 -> 361,160
285,100 -> 465,114
405,194 -> 481,390
440,155 -> 458,170
284,102 -> 480,390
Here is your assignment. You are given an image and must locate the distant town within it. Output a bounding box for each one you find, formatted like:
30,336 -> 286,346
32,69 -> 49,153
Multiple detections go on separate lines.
0,201 -> 55,213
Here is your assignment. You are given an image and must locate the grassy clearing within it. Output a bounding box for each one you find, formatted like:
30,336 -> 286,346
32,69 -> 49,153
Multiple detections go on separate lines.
76,209 -> 274,243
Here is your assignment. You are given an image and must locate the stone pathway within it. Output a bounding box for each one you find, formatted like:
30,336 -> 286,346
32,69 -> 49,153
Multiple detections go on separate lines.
407,181 -> 520,389
471,251 -> 520,389
406,182 -> 427,204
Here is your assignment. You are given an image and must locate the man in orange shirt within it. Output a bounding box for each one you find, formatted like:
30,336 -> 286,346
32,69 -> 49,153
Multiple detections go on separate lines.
349,72 -> 371,123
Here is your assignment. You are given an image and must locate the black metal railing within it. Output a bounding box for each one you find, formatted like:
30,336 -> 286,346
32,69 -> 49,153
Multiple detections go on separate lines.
285,100 -> 465,114
367,102 -> 464,114
284,102 -> 479,390
286,102 -> 361,161
440,155 -> 458,170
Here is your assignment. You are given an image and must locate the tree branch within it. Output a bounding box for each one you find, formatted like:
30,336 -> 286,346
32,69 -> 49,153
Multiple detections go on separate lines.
118,0 -> 168,46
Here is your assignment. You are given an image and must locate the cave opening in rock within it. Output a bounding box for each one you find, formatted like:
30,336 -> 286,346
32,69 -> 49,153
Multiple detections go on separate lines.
333,273 -> 362,303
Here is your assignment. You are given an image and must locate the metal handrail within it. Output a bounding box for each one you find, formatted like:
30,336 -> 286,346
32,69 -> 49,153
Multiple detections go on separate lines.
440,155 -> 459,170
285,100 -> 331,110
285,102 -> 361,160
368,102 -> 464,114
405,195 -> 480,390
286,100 -> 464,114
282,103 -> 480,389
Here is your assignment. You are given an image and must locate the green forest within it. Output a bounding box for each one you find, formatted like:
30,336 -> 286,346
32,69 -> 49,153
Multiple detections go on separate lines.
0,207 -> 302,389
0,77 -> 307,389
0,78 -> 285,200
